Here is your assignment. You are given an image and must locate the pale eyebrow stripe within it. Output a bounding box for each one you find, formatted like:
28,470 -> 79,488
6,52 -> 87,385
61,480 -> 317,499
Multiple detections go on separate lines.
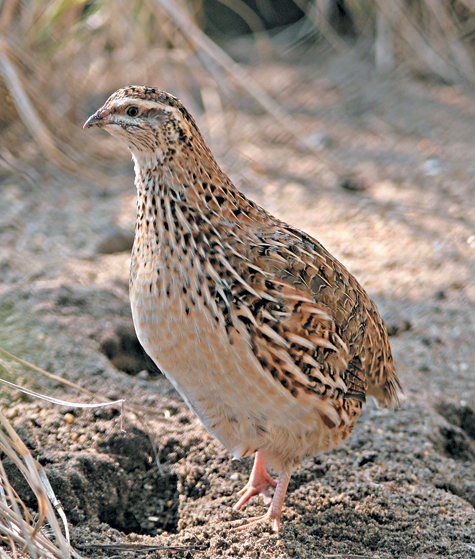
113,98 -> 172,111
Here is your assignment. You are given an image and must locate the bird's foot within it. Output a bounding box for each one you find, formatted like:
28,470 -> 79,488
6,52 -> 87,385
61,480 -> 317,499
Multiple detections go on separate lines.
233,452 -> 276,510
234,476 -> 276,509
236,508 -> 281,532
235,469 -> 290,533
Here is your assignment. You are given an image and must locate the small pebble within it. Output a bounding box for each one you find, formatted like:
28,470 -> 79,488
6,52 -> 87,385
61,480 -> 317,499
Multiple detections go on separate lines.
339,174 -> 366,192
422,158 -> 442,176
307,131 -> 332,149
96,226 -> 134,254
64,413 -> 75,424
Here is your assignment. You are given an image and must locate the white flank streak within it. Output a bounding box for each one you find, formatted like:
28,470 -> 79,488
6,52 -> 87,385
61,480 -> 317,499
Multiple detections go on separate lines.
287,332 -> 317,352
300,350 -> 348,393
310,336 -> 338,352
271,347 -> 309,381
285,294 -> 315,304
205,261 -> 222,284
216,284 -> 230,307
175,205 -> 193,234
259,323 -> 289,348
247,262 -> 272,277
239,304 -> 259,328
202,281 -> 220,320
217,255 -> 262,300
301,354 -> 328,383
322,404 -> 341,427
235,303 -> 259,328
165,198 -> 178,237
299,305 -> 332,321
261,309 -> 277,323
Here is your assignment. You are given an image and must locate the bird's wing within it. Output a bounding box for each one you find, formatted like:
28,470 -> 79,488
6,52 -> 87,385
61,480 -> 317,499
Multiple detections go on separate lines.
221,219 -> 400,411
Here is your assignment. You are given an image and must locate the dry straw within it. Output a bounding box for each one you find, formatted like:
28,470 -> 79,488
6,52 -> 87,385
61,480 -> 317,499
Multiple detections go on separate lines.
1,0 -> 474,174
0,408 -> 80,559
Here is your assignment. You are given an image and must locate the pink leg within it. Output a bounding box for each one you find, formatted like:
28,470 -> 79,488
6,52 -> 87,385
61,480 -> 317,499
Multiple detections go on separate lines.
236,471 -> 291,532
234,450 -> 277,510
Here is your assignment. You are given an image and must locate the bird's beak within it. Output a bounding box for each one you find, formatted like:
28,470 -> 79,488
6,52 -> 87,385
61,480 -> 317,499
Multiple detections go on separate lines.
83,107 -> 112,129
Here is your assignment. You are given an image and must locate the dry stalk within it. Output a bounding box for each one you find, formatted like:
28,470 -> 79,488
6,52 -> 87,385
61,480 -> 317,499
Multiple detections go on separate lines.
0,410 -> 82,559
1,0 -> 475,177
155,0 -> 337,165
0,43 -> 81,173
0,347 -> 165,418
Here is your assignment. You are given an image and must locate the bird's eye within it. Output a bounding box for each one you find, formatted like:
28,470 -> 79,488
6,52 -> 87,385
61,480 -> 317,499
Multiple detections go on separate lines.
126,105 -> 140,117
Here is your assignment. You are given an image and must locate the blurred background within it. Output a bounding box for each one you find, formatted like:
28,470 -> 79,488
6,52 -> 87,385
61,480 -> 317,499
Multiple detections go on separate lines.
1,0 -> 474,399
1,1 -> 475,556
3,0 -> 475,171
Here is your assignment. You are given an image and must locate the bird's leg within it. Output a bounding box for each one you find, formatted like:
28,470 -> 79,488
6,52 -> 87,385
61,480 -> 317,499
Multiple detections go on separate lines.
236,471 -> 291,532
234,450 -> 277,510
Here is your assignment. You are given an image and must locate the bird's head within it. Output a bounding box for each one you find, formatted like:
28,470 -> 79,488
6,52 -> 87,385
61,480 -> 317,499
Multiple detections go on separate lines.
84,86 -> 198,161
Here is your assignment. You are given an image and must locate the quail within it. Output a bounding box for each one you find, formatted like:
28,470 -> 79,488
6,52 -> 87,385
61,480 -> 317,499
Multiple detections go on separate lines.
84,86 -> 402,531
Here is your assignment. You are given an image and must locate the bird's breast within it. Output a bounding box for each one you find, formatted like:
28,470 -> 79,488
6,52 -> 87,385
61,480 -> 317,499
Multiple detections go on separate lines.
129,253 -> 342,464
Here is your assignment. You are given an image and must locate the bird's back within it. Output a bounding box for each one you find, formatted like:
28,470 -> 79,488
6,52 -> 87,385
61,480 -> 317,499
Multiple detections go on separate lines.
243,219 -> 400,409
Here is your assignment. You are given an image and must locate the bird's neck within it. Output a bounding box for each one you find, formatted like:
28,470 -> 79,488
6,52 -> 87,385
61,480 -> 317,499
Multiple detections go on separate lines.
131,147 -> 228,273
132,141 -> 226,202
131,144 -> 265,250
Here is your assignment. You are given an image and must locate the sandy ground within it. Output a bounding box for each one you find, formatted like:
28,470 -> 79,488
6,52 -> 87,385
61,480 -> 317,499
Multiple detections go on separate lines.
1,50 -> 475,558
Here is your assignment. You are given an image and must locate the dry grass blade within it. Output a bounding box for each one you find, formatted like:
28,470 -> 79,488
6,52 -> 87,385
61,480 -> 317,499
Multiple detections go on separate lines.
0,376 -> 125,432
0,347 -> 163,418
292,0 -> 350,53
0,0 -> 17,33
375,7 -> 394,75
372,0 -> 475,83
0,43 -> 80,173
0,460 -> 39,559
155,0 -> 337,167
2,0 -> 474,181
38,470 -> 69,546
0,378 -> 124,413
0,378 -> 125,426
424,0 -> 475,81
0,411 -> 83,559
0,383 -> 199,558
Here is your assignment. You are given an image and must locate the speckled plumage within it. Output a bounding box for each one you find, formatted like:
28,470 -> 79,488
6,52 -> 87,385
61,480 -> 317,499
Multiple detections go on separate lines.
84,86 -> 402,531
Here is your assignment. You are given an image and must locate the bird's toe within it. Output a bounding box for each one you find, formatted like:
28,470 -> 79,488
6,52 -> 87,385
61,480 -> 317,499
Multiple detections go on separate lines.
235,509 -> 281,532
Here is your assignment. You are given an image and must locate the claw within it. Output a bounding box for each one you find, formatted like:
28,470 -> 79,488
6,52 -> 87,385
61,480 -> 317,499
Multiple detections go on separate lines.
235,483 -> 272,508
236,509 -> 281,532
233,451 -> 276,510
